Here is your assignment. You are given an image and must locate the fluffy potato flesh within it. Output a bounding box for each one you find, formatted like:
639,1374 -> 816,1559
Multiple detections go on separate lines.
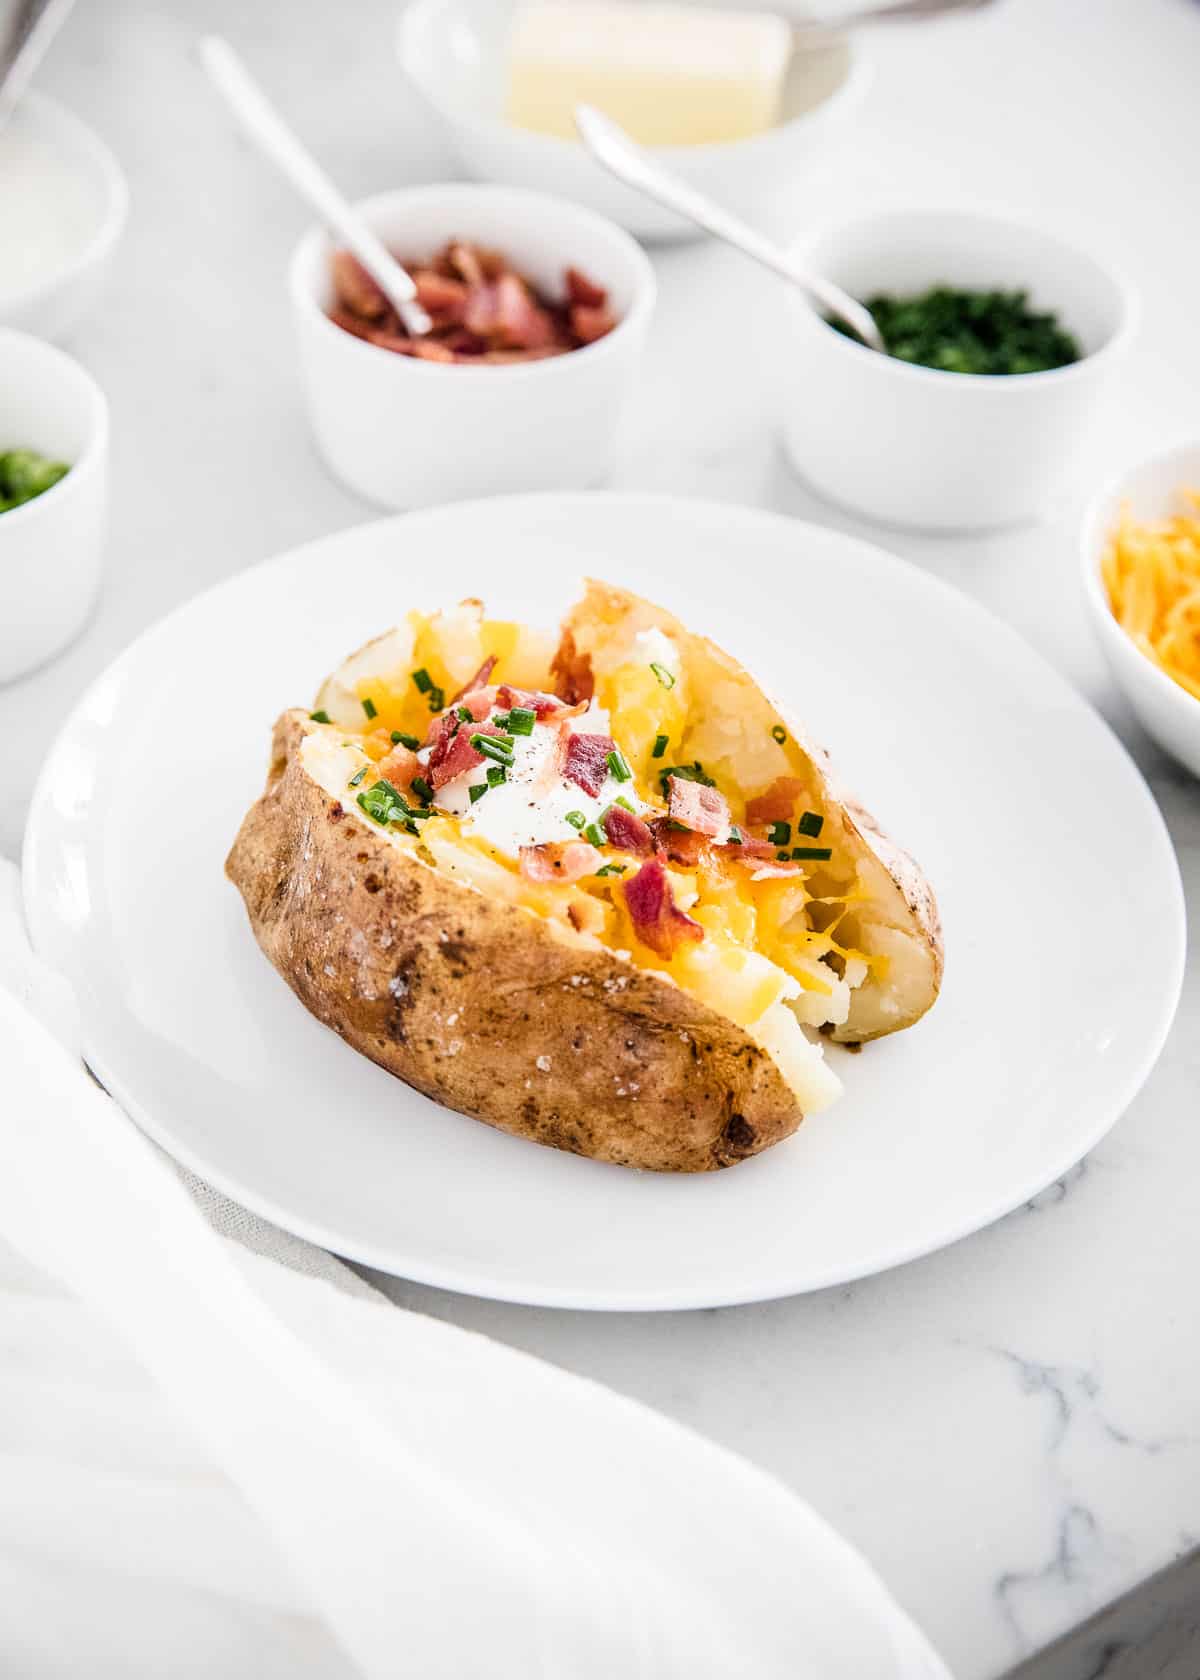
226,581 -> 942,1172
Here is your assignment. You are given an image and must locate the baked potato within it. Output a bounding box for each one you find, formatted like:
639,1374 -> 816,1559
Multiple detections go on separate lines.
226,581 -> 942,1172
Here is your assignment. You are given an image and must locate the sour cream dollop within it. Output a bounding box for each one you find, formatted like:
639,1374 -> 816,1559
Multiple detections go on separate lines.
432,700 -> 649,858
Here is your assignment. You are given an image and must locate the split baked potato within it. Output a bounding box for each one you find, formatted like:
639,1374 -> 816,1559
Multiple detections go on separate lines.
226,581 -> 942,1172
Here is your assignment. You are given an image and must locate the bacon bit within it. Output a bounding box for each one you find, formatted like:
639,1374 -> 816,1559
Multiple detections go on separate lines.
570,304 -> 617,345
727,832 -> 777,860
450,656 -> 497,705
329,242 -> 616,364
667,776 -> 730,840
332,250 -> 388,320
565,266 -> 608,309
376,743 -> 419,789
410,338 -> 458,363
550,627 -> 594,704
494,683 -> 571,719
749,861 -> 805,880
413,269 -> 468,319
519,840 -> 602,883
650,819 -> 708,867
621,858 -> 704,958
564,732 -> 615,797
428,718 -> 504,791
744,776 -> 807,827
568,895 -> 607,936
602,804 -> 654,855
329,306 -> 378,342
447,241 -> 487,288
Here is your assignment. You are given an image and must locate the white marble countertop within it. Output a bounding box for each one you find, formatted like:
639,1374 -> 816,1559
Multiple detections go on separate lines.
2,0 -> 1197,1675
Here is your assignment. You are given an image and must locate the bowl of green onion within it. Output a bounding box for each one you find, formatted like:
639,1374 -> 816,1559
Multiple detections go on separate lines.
0,328 -> 108,682
780,207 -> 1137,531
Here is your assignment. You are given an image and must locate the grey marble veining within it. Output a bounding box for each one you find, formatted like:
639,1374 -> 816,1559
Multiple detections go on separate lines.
0,1 -> 1197,1676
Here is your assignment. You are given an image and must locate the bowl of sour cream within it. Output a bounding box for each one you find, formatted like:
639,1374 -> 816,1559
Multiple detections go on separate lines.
0,92 -> 128,342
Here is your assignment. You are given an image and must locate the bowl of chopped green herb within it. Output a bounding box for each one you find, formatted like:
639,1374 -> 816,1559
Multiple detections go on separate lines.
780,207 -> 1137,531
0,328 -> 108,682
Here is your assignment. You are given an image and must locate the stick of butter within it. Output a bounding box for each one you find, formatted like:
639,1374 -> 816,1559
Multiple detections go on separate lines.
505,2 -> 793,147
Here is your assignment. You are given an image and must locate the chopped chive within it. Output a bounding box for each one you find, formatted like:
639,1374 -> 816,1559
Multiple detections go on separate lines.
390,730 -> 419,749
486,763 -> 506,786
583,821 -> 605,847
651,733 -> 669,759
361,697 -> 378,720
616,795 -> 635,812
776,850 -> 791,862
357,779 -> 406,826
772,725 -> 787,744
791,845 -> 832,861
427,685 -> 445,713
490,710 -> 510,729
607,748 -> 633,782
412,668 -> 433,694
472,733 -> 514,766
410,775 -> 433,805
798,810 -> 824,838
456,705 -> 473,723
508,706 -> 536,736
650,661 -> 675,690
469,783 -> 488,804
565,810 -> 586,829
309,709 -> 331,724
768,820 -> 791,847
728,825 -> 743,845
348,768 -> 367,788
595,863 -> 627,877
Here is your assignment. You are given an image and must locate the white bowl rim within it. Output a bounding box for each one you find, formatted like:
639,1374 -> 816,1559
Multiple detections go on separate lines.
395,0 -> 870,164
288,180 -> 657,381
0,326 -> 109,532
788,204 -> 1140,392
0,90 -> 130,319
1080,434 -> 1200,721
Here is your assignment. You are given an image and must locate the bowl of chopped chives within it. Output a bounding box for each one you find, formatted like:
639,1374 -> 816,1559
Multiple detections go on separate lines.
0,328 -> 108,682
780,207 -> 1137,532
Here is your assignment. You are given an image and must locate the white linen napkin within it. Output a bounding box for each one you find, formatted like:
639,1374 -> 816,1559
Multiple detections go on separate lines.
0,858 -> 950,1680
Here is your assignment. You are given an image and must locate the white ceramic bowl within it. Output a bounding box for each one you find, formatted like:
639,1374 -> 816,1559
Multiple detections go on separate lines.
0,329 -> 108,682
1081,439 -> 1200,778
397,0 -> 868,241
781,207 -> 1137,532
0,92 -> 129,343
289,183 -> 655,510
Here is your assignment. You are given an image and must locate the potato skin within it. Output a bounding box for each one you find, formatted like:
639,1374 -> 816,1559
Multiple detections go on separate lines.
225,712 -> 803,1173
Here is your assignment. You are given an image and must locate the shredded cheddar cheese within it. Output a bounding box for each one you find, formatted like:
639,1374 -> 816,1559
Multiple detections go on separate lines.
1102,493 -> 1200,701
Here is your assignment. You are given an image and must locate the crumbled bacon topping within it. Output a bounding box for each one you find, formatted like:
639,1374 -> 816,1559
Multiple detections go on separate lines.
329,243 -> 616,365
563,732 -> 615,798
621,859 -> 704,958
667,776 -> 731,841
519,840 -> 602,883
650,820 -> 707,867
744,776 -> 806,828
602,804 -> 655,855
494,684 -> 576,720
427,716 -> 504,790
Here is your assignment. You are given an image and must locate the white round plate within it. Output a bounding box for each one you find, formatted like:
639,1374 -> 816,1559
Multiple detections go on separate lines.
23,494 -> 1185,1310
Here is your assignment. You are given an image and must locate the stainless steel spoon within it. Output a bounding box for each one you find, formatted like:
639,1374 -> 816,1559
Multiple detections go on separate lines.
200,35 -> 432,337
575,104 -> 885,353
0,0 -> 77,133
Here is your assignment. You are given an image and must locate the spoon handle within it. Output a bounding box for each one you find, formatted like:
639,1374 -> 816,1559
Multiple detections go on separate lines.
200,36 -> 431,336
575,104 -> 883,352
0,0 -> 77,133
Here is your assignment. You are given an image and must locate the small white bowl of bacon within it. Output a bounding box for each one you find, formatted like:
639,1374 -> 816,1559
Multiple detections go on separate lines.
289,182 -> 655,509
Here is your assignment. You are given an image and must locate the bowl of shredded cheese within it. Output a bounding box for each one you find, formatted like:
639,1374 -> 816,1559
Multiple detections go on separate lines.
1083,439 -> 1200,777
